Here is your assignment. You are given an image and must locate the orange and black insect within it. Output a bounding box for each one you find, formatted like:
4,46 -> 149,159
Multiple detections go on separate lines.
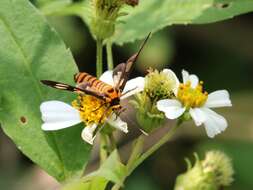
41,33 -> 150,113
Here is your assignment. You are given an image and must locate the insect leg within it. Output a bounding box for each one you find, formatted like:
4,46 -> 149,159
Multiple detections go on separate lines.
121,87 -> 138,97
92,102 -> 107,112
92,108 -> 112,137
113,107 -> 127,121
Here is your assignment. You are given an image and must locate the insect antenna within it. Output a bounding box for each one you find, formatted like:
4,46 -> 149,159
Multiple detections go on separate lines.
120,87 -> 138,98
127,32 -> 151,65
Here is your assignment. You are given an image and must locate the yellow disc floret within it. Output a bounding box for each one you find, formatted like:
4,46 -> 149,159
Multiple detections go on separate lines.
72,95 -> 113,125
177,81 -> 208,108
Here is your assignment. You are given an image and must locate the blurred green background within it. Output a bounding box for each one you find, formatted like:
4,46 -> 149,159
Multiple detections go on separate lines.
1,2 -> 253,190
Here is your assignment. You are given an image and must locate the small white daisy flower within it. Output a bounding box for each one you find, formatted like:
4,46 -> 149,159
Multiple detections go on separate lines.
157,70 -> 232,138
40,70 -> 144,144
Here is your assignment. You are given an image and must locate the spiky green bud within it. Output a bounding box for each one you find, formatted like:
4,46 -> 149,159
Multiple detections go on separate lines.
174,151 -> 234,190
144,69 -> 176,100
202,151 -> 234,186
90,0 -> 137,40
130,93 -> 165,133
131,69 -> 178,133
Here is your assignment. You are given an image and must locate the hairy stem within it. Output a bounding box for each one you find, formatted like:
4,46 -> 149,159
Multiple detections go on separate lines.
109,133 -> 116,151
129,122 -> 181,174
96,39 -> 105,164
96,39 -> 103,77
126,136 -> 145,171
111,121 -> 181,190
100,133 -> 108,164
106,41 -> 114,70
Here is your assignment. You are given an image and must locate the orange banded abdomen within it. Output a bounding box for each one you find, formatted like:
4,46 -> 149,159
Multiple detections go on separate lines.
74,72 -> 114,94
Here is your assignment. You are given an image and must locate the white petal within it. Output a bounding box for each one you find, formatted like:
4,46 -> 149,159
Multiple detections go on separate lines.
157,99 -> 185,119
121,77 -> 145,99
182,70 -> 190,84
81,124 -> 97,145
189,108 -> 206,126
162,69 -> 180,95
205,90 -> 232,108
201,108 -> 228,138
107,114 -> 128,133
99,70 -> 114,86
182,70 -> 199,88
189,74 -> 199,88
40,101 -> 81,131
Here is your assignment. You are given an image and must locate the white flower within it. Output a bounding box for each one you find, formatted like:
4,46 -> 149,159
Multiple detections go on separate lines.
157,70 -> 232,138
40,70 -> 141,144
40,100 -> 127,145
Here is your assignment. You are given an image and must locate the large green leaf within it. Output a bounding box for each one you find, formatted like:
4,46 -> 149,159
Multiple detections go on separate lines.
41,0 -> 253,45
0,0 -> 91,182
113,0 -> 253,44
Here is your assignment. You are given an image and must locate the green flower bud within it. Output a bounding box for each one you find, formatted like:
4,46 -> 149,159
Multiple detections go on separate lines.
91,17 -> 115,40
131,69 -> 178,133
202,151 -> 234,187
174,151 -> 234,190
130,93 -> 165,133
90,0 -> 136,40
144,69 -> 176,100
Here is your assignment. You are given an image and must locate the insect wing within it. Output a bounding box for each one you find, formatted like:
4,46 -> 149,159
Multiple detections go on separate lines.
41,80 -> 106,100
113,32 -> 151,91
112,63 -> 126,90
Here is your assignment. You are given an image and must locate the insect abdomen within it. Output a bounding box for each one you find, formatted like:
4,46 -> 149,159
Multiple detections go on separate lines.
74,72 -> 113,93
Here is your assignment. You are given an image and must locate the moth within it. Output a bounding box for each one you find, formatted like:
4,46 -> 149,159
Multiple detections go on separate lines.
41,33 -> 150,117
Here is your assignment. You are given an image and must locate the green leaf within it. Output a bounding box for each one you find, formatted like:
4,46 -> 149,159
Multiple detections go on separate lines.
0,0 -> 91,182
62,151 -> 126,190
112,0 -> 253,45
42,0 -> 253,45
63,178 -> 108,190
41,0 -> 91,27
83,150 -> 127,186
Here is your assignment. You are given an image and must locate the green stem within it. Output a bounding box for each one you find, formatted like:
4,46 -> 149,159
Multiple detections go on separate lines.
111,136 -> 144,190
96,39 -> 105,165
129,122 -> 181,174
126,136 -> 145,171
96,39 -> 103,77
106,41 -> 114,70
109,133 -> 116,152
111,122 -> 181,190
100,133 -> 107,165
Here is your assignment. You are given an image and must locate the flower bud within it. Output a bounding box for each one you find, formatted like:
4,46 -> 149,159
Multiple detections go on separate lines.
131,69 -> 178,133
145,69 -> 176,100
174,151 -> 234,190
90,0 -> 137,40
130,93 -> 165,133
202,151 -> 234,187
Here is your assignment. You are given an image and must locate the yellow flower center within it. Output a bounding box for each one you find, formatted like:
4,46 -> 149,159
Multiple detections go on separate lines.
72,95 -> 113,125
177,81 -> 208,108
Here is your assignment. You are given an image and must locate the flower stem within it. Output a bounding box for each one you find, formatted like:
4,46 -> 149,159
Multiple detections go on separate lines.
109,133 -> 116,151
129,122 -> 181,174
111,121 -> 181,190
96,39 -> 105,164
106,41 -> 114,70
126,135 -> 145,170
100,133 -> 107,164
96,39 -> 103,77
